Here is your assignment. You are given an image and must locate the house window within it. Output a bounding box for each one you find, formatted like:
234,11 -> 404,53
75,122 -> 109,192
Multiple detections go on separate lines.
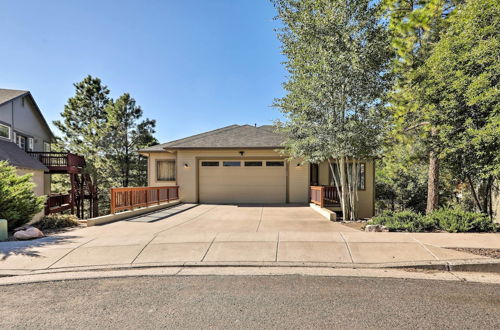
244,161 -> 262,167
43,142 -> 51,152
28,138 -> 34,151
157,160 -> 176,181
17,135 -> 26,151
266,161 -> 284,167
201,161 -> 219,166
0,124 -> 10,139
223,161 -> 240,167
329,162 -> 366,190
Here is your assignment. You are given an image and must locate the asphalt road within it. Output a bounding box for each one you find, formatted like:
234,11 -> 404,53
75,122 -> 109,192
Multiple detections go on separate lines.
1,275 -> 499,329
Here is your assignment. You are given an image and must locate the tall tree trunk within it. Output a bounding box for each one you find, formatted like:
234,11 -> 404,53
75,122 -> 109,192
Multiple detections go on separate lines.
467,175 -> 482,212
426,149 -> 439,214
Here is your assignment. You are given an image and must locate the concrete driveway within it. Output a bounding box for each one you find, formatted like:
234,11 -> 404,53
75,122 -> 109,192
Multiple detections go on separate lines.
1,204 -> 498,273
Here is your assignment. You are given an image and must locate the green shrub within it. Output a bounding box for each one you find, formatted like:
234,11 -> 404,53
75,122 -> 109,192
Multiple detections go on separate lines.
427,209 -> 496,233
371,210 -> 437,232
33,214 -> 80,230
0,161 -> 46,230
371,209 -> 497,233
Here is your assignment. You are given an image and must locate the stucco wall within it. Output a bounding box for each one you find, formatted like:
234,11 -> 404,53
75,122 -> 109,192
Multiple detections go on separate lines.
145,149 -> 309,204
144,150 -> 374,214
16,168 -> 47,221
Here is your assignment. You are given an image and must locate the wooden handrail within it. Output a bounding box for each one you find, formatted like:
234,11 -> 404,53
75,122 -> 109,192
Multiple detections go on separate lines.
28,152 -> 85,168
110,186 -> 180,214
310,186 -> 340,208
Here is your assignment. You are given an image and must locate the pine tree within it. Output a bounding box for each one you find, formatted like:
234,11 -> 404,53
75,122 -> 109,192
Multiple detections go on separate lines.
105,93 -> 157,187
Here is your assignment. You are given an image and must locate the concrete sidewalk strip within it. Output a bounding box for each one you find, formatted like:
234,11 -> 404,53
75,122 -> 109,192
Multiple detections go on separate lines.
277,241 -> 352,263
279,232 -> 344,242
50,245 -> 145,268
341,232 -> 415,243
134,243 -> 211,263
84,234 -> 154,247
151,232 -> 216,244
348,243 -> 437,263
411,233 -> 500,249
422,244 -> 487,260
214,232 -> 278,242
203,242 -> 277,262
258,220 -> 348,232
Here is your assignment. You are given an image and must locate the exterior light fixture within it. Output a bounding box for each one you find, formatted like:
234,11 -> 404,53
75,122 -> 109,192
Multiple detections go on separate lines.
184,163 -> 189,168
239,151 -> 245,156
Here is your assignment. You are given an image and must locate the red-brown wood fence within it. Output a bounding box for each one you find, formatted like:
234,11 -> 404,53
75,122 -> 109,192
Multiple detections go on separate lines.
110,186 -> 180,214
310,186 -> 340,208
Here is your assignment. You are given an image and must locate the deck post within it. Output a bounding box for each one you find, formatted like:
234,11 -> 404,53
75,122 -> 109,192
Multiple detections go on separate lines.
129,190 -> 133,211
110,188 -> 115,214
320,187 -> 325,208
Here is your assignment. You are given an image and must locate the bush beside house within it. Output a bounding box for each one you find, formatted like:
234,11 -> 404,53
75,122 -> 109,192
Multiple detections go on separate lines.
370,209 -> 497,233
32,214 -> 80,230
0,161 -> 45,230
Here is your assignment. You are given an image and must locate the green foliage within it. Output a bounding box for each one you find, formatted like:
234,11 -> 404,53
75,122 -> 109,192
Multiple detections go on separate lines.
272,0 -> 391,219
371,209 -> 497,232
371,210 -> 436,232
0,161 -> 45,230
376,144 -> 428,213
33,214 -> 80,230
413,0 -> 500,215
54,75 -> 158,216
426,209 -> 497,233
104,93 -> 157,187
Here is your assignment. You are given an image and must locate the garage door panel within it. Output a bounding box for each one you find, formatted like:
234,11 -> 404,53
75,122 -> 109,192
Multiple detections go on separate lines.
199,160 -> 286,204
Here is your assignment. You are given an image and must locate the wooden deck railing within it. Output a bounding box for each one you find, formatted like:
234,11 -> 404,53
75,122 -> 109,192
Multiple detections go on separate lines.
45,193 -> 73,215
110,186 -> 180,214
28,152 -> 85,168
310,186 -> 340,208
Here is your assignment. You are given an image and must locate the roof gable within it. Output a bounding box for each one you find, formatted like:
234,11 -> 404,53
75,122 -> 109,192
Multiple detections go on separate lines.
0,88 -> 55,140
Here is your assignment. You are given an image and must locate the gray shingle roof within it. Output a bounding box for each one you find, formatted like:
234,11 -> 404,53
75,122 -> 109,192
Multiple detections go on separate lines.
0,88 -> 29,106
140,125 -> 284,152
0,139 -> 48,171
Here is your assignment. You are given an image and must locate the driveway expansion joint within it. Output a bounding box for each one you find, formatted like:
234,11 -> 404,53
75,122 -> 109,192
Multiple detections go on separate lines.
339,233 -> 354,264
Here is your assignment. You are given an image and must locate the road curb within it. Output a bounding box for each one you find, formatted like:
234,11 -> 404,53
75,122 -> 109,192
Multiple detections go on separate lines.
1,258 -> 498,278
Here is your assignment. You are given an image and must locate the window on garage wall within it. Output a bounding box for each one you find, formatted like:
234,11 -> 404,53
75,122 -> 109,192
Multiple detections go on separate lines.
157,160 -> 176,181
223,161 -> 241,166
266,161 -> 284,167
201,161 -> 219,166
244,161 -> 262,166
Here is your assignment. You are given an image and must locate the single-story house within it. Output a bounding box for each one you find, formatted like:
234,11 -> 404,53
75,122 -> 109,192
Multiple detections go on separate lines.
139,124 -> 375,218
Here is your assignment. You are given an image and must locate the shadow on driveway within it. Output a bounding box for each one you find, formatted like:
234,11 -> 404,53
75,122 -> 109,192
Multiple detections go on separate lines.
0,235 -> 81,260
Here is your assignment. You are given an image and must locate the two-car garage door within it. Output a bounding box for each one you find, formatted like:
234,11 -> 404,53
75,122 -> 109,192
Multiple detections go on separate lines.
199,160 -> 286,204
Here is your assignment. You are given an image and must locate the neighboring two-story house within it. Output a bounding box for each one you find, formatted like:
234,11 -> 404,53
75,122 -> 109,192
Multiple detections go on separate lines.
0,88 -> 97,220
0,89 -> 54,205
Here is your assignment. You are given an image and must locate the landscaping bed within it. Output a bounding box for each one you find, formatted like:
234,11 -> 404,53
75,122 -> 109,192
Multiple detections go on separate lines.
447,248 -> 500,259
368,209 -> 498,233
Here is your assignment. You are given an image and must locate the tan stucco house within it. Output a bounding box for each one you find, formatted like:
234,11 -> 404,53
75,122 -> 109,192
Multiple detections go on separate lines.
139,125 -> 375,218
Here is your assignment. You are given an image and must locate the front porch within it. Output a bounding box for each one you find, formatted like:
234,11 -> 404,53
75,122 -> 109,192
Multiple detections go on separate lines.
307,160 -> 375,219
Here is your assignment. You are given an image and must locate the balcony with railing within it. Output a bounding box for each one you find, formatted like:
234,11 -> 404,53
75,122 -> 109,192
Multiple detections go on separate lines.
310,186 -> 340,208
28,152 -> 86,173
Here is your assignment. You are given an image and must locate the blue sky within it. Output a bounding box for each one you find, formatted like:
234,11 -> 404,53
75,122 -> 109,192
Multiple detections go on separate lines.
0,0 -> 286,142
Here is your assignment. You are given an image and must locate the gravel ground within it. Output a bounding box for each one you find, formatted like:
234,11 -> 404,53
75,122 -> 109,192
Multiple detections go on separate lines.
0,275 -> 498,329
449,247 -> 500,259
